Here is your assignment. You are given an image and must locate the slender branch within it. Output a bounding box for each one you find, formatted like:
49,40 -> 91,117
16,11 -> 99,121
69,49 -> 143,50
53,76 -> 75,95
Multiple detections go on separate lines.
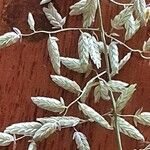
12,135 -> 26,150
117,114 -> 135,118
102,111 -> 112,117
13,134 -> 16,150
105,33 -> 150,60
63,94 -> 82,116
109,0 -> 133,6
73,127 -> 78,132
140,53 -> 150,60
15,135 -> 26,141
21,27 -> 99,37
63,71 -> 106,116
105,33 -> 142,53
143,144 -> 150,150
98,1 -> 123,150
13,142 -> 16,150
21,26 -> 150,61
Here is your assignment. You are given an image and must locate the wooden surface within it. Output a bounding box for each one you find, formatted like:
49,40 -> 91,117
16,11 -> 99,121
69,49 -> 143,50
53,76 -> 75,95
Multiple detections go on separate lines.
0,0 -> 150,149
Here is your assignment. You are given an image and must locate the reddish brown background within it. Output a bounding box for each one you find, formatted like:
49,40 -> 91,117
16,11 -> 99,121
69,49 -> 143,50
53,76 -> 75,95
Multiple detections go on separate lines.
0,0 -> 150,150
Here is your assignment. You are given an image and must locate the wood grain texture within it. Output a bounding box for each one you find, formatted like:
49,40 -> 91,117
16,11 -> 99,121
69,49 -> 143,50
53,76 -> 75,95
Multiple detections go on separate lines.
0,0 -> 150,149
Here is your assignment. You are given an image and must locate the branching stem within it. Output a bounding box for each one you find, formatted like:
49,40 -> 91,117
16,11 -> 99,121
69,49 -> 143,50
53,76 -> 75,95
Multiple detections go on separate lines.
21,28 -> 99,37
98,1 -> 123,150
21,27 -> 150,60
63,71 -> 106,116
105,33 -> 141,53
105,33 -> 150,60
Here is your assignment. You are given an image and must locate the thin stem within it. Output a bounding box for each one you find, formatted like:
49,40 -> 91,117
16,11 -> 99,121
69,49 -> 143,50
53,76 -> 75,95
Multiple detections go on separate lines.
15,135 -> 26,141
21,26 -> 150,61
105,33 -> 150,60
110,0 -> 133,6
80,119 -> 90,124
13,142 -> 16,150
143,144 -> 150,150
73,127 -> 78,132
102,111 -> 112,117
117,114 -> 135,118
105,33 -> 142,53
140,53 -> 150,60
98,1 -> 123,150
13,134 -> 16,150
63,94 -> 82,116
21,28 -> 99,37
12,135 -> 26,150
63,71 -> 106,116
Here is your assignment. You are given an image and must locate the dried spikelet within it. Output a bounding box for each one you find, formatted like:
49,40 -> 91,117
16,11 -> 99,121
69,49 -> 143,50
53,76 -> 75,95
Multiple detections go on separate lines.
4,122 -> 42,136
31,97 -> 66,113
115,117 -> 144,141
116,84 -> 136,113
37,116 -> 80,128
28,12 -> 35,31
109,42 -> 119,74
134,112 -> 150,126
70,0 -> 98,27
33,122 -> 57,141
111,6 -> 133,29
78,102 -> 112,130
50,75 -> 81,94
28,141 -> 37,150
43,3 -> 66,29
0,132 -> 14,146
47,35 -> 61,75
40,0 -> 51,5
108,80 -> 129,92
73,131 -> 90,150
